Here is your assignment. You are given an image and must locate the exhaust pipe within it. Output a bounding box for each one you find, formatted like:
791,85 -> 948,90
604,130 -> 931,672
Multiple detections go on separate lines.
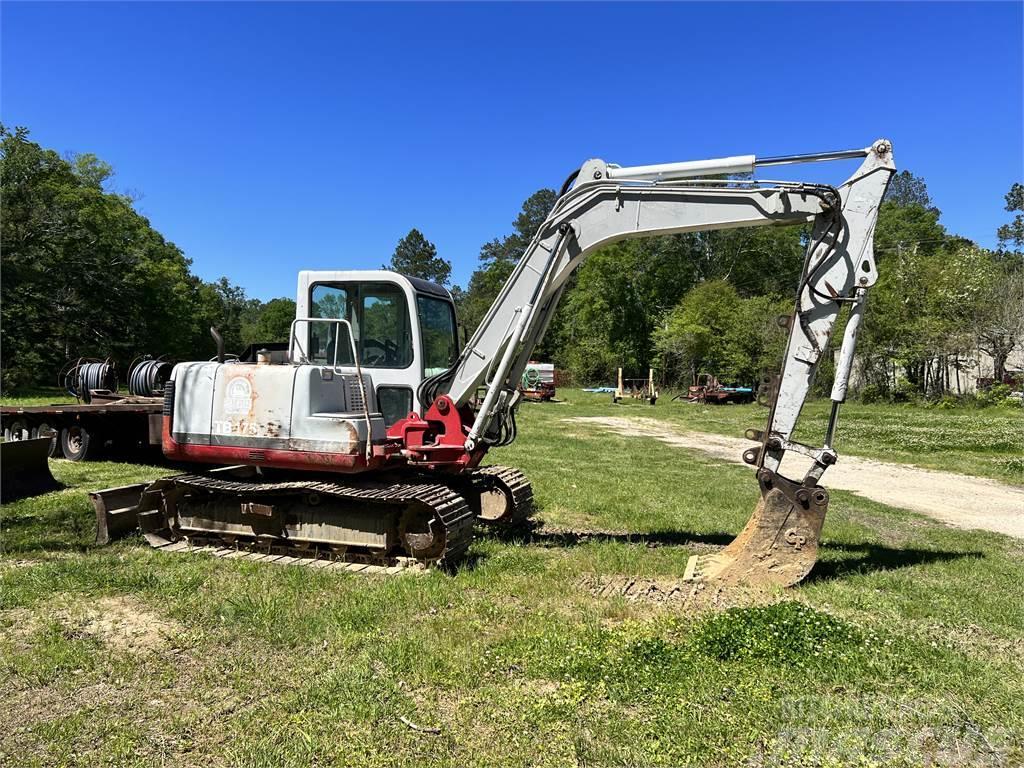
210,326 -> 225,363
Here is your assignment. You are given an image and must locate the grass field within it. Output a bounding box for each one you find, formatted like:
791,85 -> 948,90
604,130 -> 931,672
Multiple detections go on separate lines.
559,390 -> 1024,484
1,393 -> 1022,766
0,388 -> 76,408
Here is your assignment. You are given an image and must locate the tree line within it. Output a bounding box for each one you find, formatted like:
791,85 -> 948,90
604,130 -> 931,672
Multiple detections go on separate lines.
3,125 -> 1022,402
0,126 -> 294,393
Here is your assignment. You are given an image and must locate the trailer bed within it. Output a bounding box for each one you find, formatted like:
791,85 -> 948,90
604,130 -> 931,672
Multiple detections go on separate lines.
1,398 -> 163,461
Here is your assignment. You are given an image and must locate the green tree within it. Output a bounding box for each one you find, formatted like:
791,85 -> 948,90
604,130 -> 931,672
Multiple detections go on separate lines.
556,241 -> 653,383
70,152 -> 114,189
0,125 -> 256,392
241,298 -> 297,347
459,189 -> 557,336
997,182 -> 1024,256
883,170 -> 935,210
858,171 -> 956,395
209,277 -> 257,355
388,228 -> 451,285
542,220 -> 805,385
974,265 -> 1024,384
653,280 -> 787,387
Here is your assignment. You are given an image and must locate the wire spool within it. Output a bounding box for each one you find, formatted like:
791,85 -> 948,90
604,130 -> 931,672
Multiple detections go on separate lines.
77,362 -> 116,402
78,362 -> 116,394
128,358 -> 172,397
60,358 -> 117,402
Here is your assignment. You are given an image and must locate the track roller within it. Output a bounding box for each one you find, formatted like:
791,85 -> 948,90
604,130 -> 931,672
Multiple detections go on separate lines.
92,472 -> 476,568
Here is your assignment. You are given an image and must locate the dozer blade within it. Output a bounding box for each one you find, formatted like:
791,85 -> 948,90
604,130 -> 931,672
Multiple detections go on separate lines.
0,437 -> 61,503
91,483 -> 149,544
685,469 -> 828,588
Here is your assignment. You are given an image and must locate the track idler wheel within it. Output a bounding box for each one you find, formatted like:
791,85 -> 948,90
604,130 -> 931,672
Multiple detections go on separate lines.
478,487 -> 512,524
686,469 -> 828,588
399,504 -> 447,561
467,466 -> 534,527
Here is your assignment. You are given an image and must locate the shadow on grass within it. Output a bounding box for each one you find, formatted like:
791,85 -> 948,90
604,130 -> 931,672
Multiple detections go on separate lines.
0,517 -> 98,555
808,543 -> 983,582
507,523 -> 732,551
6,507 -> 982,583
481,522 -> 983,580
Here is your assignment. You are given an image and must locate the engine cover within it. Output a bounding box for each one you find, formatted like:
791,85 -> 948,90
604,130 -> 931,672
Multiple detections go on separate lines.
168,361 -> 385,458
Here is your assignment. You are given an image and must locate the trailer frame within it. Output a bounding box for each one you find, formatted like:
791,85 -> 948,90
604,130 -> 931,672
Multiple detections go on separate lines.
1,399 -> 164,461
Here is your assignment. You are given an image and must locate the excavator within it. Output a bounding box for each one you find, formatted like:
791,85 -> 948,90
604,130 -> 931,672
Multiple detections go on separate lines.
92,138 -> 895,587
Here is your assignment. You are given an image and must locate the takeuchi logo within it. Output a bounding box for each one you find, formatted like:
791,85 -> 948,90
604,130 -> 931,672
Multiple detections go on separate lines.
224,376 -> 253,415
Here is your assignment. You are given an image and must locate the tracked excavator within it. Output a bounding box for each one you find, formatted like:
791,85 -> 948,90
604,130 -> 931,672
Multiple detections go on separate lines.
93,139 -> 895,586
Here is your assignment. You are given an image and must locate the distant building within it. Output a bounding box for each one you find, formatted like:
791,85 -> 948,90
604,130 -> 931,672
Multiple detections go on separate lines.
843,347 -> 1024,395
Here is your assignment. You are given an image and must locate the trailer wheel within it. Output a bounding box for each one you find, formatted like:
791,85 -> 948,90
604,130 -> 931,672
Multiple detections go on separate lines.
3,418 -> 31,442
32,422 -> 60,458
60,425 -> 93,461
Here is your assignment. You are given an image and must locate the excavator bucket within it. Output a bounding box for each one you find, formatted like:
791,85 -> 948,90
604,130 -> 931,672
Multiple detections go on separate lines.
0,437 -> 61,503
685,469 -> 829,588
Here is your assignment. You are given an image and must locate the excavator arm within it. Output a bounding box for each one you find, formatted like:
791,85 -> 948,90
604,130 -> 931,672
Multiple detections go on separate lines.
415,139 -> 895,585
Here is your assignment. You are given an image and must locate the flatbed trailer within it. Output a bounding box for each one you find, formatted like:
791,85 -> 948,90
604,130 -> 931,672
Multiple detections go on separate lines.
0,398 -> 163,461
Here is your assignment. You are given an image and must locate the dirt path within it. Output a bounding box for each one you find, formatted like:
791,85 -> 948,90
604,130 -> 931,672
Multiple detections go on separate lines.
565,416 -> 1024,539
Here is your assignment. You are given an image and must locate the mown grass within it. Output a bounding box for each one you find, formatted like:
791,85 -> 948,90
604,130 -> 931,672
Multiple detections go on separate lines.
1,388 -> 76,408
1,394 -> 1022,766
568,389 -> 1024,483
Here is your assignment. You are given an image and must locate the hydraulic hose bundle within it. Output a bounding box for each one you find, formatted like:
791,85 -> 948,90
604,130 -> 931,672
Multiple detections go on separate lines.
59,358 -> 118,403
128,357 -> 172,397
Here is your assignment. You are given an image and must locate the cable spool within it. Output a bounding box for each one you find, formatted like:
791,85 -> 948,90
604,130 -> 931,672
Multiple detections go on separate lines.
77,362 -> 116,400
128,358 -> 172,397
59,358 -> 117,402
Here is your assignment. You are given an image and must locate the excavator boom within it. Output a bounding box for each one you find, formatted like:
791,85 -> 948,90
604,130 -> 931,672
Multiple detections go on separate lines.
411,139 -> 895,585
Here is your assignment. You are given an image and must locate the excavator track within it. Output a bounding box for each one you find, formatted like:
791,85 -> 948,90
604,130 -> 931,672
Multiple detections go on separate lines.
127,472 -> 477,570
93,465 -> 535,573
460,465 -> 534,526
145,538 -> 424,575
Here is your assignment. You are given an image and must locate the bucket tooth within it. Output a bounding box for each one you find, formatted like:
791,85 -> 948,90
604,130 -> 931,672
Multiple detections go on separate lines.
686,469 -> 828,588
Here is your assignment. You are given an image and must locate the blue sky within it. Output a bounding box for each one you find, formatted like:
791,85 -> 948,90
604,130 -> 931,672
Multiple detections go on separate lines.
3,2 -> 1021,301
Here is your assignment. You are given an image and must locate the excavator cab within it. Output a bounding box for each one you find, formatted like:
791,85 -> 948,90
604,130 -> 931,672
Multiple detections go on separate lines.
299,272 -> 459,425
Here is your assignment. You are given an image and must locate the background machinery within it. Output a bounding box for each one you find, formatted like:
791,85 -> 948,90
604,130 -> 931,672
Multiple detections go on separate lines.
684,373 -> 756,405
94,139 -> 895,586
519,362 -> 556,402
614,368 -> 659,405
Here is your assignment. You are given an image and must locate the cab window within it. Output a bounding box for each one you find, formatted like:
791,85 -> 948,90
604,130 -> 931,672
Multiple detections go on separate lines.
417,295 -> 457,376
309,282 -> 412,369
309,285 -> 353,365
360,285 -> 412,368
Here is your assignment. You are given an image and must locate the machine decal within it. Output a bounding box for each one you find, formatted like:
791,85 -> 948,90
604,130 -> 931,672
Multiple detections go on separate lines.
224,377 -> 253,415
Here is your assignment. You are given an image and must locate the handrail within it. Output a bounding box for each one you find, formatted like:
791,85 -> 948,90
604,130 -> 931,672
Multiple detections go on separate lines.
288,317 -> 373,462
